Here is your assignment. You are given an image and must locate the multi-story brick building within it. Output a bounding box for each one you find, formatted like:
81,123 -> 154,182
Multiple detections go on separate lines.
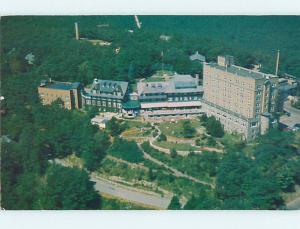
38,79 -> 82,109
202,55 -> 279,140
137,74 -> 204,120
81,79 -> 129,112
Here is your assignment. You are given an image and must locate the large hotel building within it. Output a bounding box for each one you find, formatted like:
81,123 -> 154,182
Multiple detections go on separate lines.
38,55 -> 280,140
202,55 -> 279,140
137,74 -> 203,120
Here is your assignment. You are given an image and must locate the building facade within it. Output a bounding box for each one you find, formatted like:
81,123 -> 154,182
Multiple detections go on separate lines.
81,79 -> 129,112
38,79 -> 82,110
137,74 -> 204,120
202,55 -> 279,140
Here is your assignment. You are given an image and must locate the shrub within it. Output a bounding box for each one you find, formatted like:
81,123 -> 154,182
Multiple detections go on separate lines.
170,148 -> 177,158
206,116 -> 224,138
158,133 -> 167,142
108,138 -> 144,163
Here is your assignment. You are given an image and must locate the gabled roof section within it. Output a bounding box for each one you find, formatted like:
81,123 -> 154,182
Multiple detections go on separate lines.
87,79 -> 129,99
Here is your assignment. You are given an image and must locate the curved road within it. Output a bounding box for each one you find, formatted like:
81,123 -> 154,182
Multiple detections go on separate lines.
286,196 -> 300,210
54,158 -> 171,209
90,175 -> 171,209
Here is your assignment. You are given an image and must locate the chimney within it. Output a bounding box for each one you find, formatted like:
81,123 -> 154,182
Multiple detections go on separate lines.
275,50 -> 280,76
75,22 -> 79,40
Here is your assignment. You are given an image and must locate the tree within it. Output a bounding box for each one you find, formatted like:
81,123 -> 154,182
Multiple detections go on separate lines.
86,105 -> 99,118
108,138 -> 144,163
38,165 -> 101,209
14,172 -> 41,209
106,117 -> 124,136
207,136 -> 217,147
168,196 -> 181,210
182,120 -> 196,138
200,114 -> 208,124
148,168 -> 157,181
206,116 -> 224,138
158,133 -> 167,142
184,192 -> 221,210
216,150 -> 285,209
170,148 -> 177,158
81,131 -> 111,171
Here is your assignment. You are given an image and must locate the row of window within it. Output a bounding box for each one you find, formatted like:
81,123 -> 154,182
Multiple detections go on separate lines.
92,90 -> 123,97
167,96 -> 200,102
85,99 -> 121,108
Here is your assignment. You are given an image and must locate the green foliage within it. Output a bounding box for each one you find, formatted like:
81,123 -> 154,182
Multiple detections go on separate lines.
1,16 -> 300,210
85,106 -> 99,118
38,165 -> 101,209
253,129 -> 299,192
205,116 -> 224,138
200,114 -> 208,123
184,192 -> 221,210
0,72 -> 110,208
170,148 -> 177,158
148,168 -> 157,181
207,136 -> 217,147
182,120 -> 196,138
157,133 -> 167,142
108,138 -> 144,163
101,197 -> 149,210
216,151 -> 284,209
168,196 -> 181,210
141,141 -> 219,181
106,117 -> 125,136
81,131 -> 111,171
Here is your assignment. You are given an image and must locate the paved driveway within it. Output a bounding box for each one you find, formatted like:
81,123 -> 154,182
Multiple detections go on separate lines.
286,196 -> 300,210
91,175 -> 171,209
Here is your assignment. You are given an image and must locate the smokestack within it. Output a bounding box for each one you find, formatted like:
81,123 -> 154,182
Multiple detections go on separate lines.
75,22 -> 79,40
275,50 -> 280,76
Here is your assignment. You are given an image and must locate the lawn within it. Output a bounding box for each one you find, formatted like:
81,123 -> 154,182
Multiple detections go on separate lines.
122,120 -> 151,129
154,140 -> 198,151
122,128 -> 152,138
158,119 -> 204,138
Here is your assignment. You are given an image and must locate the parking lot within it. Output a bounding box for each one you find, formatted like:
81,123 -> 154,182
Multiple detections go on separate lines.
280,101 -> 300,128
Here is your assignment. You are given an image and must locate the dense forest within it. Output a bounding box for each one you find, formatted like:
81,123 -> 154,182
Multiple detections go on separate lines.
1,16 -> 300,210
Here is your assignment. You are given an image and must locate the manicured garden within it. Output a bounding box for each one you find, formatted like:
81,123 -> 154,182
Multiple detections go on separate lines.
158,119 -> 204,138
153,140 -> 198,151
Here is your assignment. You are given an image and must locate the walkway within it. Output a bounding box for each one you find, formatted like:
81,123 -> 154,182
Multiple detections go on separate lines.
138,144 -> 215,189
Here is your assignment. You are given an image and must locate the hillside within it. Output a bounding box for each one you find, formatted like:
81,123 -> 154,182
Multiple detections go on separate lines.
1,16 -> 300,83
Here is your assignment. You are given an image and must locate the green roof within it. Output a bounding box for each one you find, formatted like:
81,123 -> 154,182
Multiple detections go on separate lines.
122,100 -> 140,109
